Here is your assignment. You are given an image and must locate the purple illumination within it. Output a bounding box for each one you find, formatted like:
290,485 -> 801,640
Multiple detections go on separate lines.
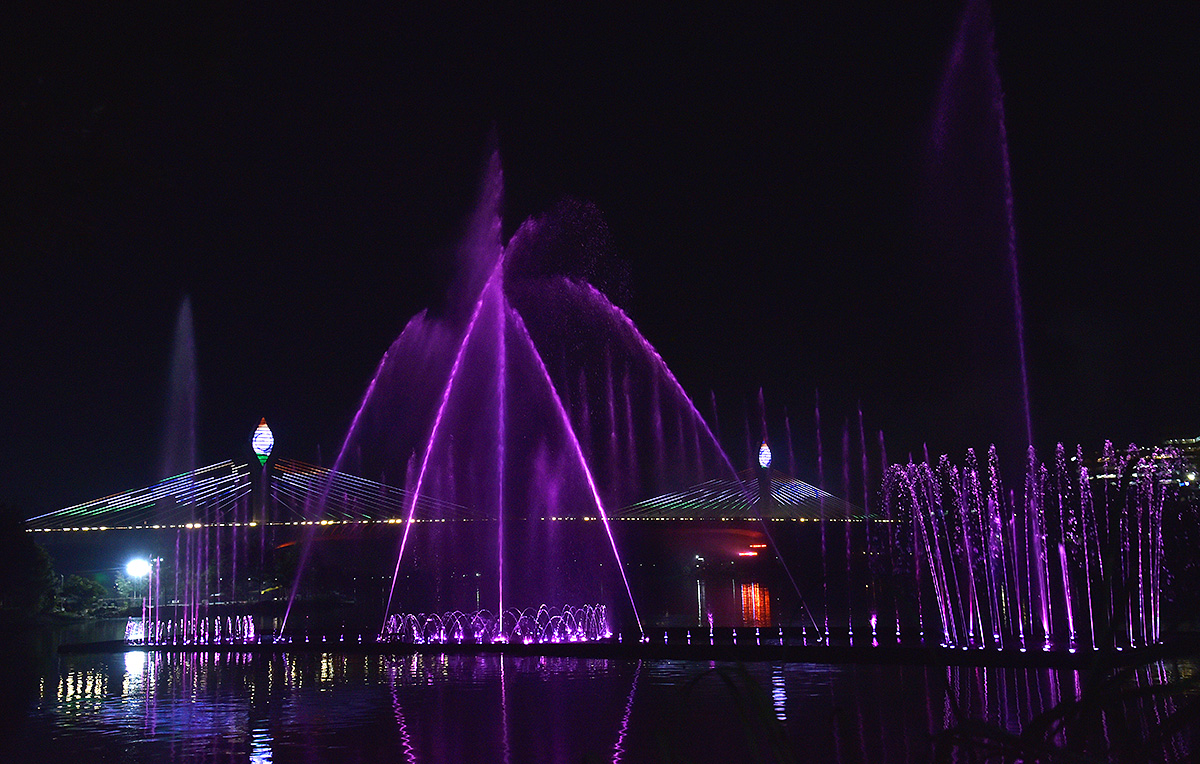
380,604 -> 611,645
880,443 -> 1181,650
315,149 -> 722,643
126,614 -> 256,645
507,303 -> 643,633
383,260 -> 505,621
205,120 -> 1179,658
927,0 -> 1033,459
611,661 -> 640,764
312,148 -> 818,643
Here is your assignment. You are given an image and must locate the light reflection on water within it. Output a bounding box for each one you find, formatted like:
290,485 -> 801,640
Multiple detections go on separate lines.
5,642 -> 1196,763
249,725 -> 272,764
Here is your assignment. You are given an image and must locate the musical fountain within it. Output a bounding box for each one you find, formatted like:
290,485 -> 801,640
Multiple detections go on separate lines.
23,4 -> 1195,762
879,442 -> 1182,652
106,166 -> 1191,662
310,149 -> 745,645
90,0 -> 1191,661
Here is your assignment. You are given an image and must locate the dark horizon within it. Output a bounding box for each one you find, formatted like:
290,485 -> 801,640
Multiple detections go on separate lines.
4,2 -> 1198,514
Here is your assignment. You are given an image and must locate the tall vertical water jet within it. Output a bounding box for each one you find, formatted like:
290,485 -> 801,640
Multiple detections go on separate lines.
842,422 -> 853,639
158,296 -> 201,643
925,0 -> 1033,459
882,443 -> 1184,649
857,406 -> 876,634
159,296 -> 197,482
323,150 -> 751,643
815,390 -> 828,636
495,270 -> 507,623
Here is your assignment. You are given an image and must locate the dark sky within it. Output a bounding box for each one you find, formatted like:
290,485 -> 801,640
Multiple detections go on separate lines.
3,2 -> 1198,514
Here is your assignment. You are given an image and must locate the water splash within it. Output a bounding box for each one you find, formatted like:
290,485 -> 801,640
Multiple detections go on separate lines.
321,150 -> 750,639
881,443 -> 1182,649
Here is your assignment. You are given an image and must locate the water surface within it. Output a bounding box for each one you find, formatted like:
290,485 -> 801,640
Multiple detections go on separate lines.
4,623 -> 1194,763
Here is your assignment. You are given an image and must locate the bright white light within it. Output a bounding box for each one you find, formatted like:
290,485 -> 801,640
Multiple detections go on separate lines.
1187,472 -> 1197,482
124,650 -> 147,678
250,726 -> 273,764
758,442 -> 772,469
126,558 -> 151,578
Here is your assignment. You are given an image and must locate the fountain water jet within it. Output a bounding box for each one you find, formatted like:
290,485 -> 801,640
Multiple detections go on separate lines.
302,150 -> 761,643
384,260 -> 506,622
881,443 -> 1182,650
120,299 -> 265,647
506,303 -> 642,634
160,296 -> 197,483
926,0 -> 1033,459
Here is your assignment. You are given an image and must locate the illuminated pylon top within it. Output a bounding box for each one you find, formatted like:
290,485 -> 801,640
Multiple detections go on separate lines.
758,441 -> 772,470
251,418 -> 274,465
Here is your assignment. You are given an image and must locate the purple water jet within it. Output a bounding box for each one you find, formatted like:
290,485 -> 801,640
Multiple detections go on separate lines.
159,296 -> 197,483
128,297 -> 263,647
315,150 -> 761,641
926,0 -> 1033,460
881,443 -> 1183,650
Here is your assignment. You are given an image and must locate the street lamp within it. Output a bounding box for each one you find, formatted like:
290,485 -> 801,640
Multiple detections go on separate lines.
126,558 -> 152,578
126,558 -> 150,612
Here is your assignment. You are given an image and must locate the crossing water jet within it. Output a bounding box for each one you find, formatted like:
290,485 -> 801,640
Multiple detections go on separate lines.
314,149 -> 764,642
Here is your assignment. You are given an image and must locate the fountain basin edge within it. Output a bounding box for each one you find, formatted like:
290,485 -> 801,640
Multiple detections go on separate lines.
57,634 -> 1200,670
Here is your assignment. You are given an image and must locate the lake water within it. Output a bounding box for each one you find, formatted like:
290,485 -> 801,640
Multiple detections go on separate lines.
3,622 -> 1195,763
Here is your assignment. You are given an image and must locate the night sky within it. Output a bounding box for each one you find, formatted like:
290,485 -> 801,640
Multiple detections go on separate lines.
4,2 -> 1198,515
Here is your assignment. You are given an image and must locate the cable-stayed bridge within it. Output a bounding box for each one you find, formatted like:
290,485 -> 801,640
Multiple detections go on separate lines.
25,461 -> 859,532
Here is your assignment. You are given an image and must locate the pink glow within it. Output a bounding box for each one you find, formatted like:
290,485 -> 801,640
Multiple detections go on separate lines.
385,263 -> 505,620
507,304 -> 643,634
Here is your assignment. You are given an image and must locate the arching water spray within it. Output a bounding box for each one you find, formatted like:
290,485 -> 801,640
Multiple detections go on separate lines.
566,280 -> 820,633
383,265 -> 504,622
280,338 -> 397,635
506,304 -> 643,634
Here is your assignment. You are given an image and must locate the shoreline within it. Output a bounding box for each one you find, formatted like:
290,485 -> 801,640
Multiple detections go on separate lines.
59,632 -> 1200,669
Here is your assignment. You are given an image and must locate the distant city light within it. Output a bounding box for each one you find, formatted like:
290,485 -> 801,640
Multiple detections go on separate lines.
126,558 -> 151,578
252,418 -> 274,465
758,442 -> 772,469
